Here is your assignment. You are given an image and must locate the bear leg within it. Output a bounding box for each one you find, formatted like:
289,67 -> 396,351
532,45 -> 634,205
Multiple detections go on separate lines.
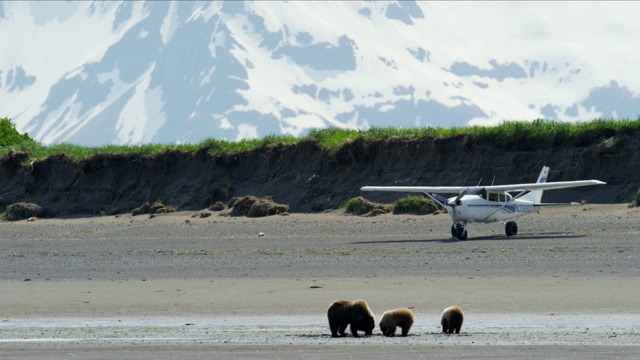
330,322 -> 339,337
338,324 -> 348,336
382,326 -> 394,337
442,319 -> 448,333
350,324 -> 360,337
401,325 -> 410,337
388,326 -> 396,337
380,325 -> 388,336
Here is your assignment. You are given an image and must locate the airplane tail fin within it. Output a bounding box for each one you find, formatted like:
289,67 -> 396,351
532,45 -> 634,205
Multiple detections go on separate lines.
520,165 -> 550,203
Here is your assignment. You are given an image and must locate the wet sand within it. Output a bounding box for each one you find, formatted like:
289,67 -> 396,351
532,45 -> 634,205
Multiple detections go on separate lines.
1,204 -> 639,358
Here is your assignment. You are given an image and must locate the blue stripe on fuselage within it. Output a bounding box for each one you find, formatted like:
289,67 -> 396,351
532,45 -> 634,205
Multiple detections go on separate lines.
466,204 -> 517,213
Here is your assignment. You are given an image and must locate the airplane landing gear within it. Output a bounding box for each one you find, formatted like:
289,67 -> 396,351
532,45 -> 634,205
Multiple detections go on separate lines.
505,221 -> 518,236
452,224 -> 468,240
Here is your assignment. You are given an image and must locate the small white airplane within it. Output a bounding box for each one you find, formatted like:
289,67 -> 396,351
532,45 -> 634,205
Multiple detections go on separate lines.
361,166 -> 605,240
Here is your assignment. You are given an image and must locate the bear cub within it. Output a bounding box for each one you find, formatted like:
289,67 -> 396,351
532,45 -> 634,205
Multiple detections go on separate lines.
441,305 -> 464,334
379,307 -> 414,337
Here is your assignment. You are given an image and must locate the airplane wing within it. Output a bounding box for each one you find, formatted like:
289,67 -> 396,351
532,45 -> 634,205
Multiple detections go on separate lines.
360,186 -> 470,194
361,180 -> 605,194
483,180 -> 606,193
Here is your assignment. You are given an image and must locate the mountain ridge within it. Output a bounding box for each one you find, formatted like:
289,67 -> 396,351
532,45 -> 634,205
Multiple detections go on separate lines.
2,1 -> 640,146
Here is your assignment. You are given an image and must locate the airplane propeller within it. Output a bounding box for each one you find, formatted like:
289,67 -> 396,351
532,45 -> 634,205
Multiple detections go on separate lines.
447,188 -> 469,227
450,188 -> 469,206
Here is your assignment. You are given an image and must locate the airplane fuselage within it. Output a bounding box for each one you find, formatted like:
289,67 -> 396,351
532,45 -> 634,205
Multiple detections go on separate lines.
444,194 -> 539,224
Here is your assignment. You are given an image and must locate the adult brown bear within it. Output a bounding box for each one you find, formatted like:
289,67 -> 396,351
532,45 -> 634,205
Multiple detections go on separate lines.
441,305 -> 464,334
379,307 -> 414,337
327,299 -> 376,337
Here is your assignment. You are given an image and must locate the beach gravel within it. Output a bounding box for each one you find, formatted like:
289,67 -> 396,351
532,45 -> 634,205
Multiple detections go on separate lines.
1,204 -> 639,359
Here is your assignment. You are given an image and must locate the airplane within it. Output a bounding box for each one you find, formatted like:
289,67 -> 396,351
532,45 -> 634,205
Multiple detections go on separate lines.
360,166 -> 606,240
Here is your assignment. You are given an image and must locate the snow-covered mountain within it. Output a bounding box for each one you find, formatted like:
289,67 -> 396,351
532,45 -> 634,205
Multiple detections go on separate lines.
2,1 -> 640,146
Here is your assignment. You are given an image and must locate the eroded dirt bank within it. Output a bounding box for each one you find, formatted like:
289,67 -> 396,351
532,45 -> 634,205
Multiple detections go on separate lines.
1,132 -> 639,216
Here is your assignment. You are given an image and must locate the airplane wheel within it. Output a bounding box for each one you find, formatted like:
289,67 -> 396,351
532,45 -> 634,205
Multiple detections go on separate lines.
456,226 -> 468,240
451,224 -> 457,237
505,221 -> 518,236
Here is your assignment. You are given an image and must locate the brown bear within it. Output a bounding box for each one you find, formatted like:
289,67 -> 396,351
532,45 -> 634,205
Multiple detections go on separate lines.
441,305 -> 464,334
379,307 -> 414,337
327,299 -> 376,337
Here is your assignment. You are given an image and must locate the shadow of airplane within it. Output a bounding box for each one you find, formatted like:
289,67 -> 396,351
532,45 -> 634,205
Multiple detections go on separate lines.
352,232 -> 586,244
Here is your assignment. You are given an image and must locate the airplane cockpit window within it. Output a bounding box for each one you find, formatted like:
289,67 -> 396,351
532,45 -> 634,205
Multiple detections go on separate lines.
496,193 -> 513,203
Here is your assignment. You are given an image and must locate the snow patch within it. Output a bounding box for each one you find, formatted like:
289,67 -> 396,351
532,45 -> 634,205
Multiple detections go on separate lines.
116,63 -> 166,144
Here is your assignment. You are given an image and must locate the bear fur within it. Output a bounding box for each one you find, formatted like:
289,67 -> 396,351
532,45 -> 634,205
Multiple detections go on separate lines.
379,307 -> 414,337
327,299 -> 376,337
441,305 -> 464,334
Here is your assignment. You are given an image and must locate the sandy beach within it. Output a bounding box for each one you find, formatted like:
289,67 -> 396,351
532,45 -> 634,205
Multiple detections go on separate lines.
1,204 -> 639,359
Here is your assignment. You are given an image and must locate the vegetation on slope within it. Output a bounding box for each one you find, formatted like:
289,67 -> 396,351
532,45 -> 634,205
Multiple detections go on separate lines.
344,195 -> 440,216
392,195 -> 439,215
1,117 -> 638,163
0,118 -> 35,147
343,196 -> 392,216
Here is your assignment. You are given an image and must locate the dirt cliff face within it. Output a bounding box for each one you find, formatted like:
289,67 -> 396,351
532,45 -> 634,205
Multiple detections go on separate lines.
0,132 -> 637,217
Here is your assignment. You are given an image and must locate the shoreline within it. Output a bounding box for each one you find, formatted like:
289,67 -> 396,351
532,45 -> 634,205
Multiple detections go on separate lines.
2,276 -> 639,318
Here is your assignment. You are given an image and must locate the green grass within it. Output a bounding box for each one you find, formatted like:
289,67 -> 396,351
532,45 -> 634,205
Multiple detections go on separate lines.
344,195 -> 440,215
468,118 -> 635,148
308,118 -> 639,150
343,197 -> 368,214
0,118 -> 34,147
343,196 -> 392,215
0,135 -> 300,163
2,117 -> 639,164
393,195 -> 439,215
306,126 -> 435,149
